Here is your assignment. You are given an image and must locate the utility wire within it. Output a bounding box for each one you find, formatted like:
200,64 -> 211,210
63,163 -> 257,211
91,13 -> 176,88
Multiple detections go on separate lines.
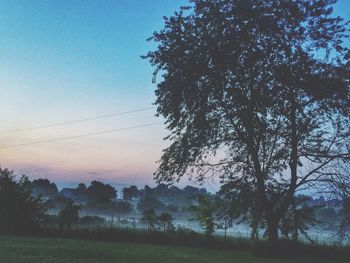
0,122 -> 163,149
0,106 -> 156,134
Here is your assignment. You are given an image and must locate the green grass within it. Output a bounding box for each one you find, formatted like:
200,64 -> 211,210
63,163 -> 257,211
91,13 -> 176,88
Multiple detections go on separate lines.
0,236 -> 345,263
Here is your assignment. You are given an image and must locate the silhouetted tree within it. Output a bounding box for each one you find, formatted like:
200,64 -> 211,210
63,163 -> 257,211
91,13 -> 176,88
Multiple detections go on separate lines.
158,212 -> 173,232
144,0 -> 350,243
58,200 -> 80,230
30,178 -> 58,199
137,196 -> 165,212
114,201 -> 133,223
87,181 -> 116,203
142,209 -> 159,231
122,185 -> 140,200
0,168 -> 47,234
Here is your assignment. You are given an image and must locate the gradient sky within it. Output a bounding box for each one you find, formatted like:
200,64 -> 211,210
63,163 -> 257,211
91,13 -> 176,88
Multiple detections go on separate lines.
0,0 -> 349,191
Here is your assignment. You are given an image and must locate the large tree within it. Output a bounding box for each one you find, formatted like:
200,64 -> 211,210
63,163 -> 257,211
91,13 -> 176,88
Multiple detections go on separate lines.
0,168 -> 47,234
144,0 -> 350,243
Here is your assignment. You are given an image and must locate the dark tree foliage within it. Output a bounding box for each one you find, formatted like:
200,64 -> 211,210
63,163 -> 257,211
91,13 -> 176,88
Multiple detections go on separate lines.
115,200 -> 133,216
144,0 -> 350,243
122,185 -> 140,200
87,181 -> 116,203
158,212 -> 174,231
58,200 -> 80,230
0,168 -> 47,234
137,196 -> 166,212
183,185 -> 207,196
30,178 -> 58,199
142,209 -> 159,230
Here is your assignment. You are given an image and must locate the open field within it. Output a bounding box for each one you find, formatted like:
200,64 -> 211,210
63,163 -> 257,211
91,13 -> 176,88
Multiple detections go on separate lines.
0,236 -> 345,263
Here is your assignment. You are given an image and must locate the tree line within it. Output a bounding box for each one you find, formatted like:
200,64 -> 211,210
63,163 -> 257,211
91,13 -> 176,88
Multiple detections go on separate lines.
0,167 -> 349,243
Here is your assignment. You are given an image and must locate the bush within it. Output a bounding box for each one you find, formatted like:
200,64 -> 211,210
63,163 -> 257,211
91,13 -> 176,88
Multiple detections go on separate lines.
0,168 -> 47,234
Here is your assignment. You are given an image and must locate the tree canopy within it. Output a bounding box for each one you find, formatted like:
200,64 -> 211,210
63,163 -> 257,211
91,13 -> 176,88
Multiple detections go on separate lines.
30,178 -> 58,199
0,168 -> 47,234
144,0 -> 350,243
87,181 -> 117,203
122,185 -> 140,200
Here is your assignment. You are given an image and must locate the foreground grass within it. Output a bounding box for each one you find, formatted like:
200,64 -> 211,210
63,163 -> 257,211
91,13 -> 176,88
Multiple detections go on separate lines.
0,236 -> 345,263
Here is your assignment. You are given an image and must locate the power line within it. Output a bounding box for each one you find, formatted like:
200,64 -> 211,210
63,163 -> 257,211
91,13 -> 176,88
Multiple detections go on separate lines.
0,106 -> 156,134
0,122 -> 163,149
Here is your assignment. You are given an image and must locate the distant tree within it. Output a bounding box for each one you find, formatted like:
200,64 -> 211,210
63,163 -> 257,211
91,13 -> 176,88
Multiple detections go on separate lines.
114,201 -> 133,223
0,168 -> 47,234
122,185 -> 140,200
142,209 -> 159,231
137,196 -> 165,212
144,0 -> 350,243
183,186 -> 207,197
58,200 -> 80,230
190,195 -> 217,236
87,181 -> 116,203
30,178 -> 58,199
152,184 -> 174,197
158,212 -> 173,232
216,216 -> 233,240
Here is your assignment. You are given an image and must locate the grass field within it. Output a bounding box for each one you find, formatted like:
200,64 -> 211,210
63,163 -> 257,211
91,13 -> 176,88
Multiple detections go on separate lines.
0,236 -> 345,263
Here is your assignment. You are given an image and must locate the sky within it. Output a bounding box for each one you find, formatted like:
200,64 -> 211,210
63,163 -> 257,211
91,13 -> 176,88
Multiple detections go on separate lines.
0,0 -> 349,192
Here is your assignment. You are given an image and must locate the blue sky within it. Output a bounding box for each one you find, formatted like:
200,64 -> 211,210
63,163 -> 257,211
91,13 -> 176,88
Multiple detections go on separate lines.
0,0 -> 188,188
0,0 -> 348,191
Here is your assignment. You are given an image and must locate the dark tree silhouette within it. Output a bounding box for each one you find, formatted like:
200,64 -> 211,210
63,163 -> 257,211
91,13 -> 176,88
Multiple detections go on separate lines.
122,185 -> 140,200
0,168 -> 47,234
58,200 -> 80,230
30,178 -> 58,199
158,212 -> 173,231
113,200 -> 133,224
142,209 -> 159,231
137,196 -> 165,212
87,181 -> 116,203
144,0 -> 350,243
